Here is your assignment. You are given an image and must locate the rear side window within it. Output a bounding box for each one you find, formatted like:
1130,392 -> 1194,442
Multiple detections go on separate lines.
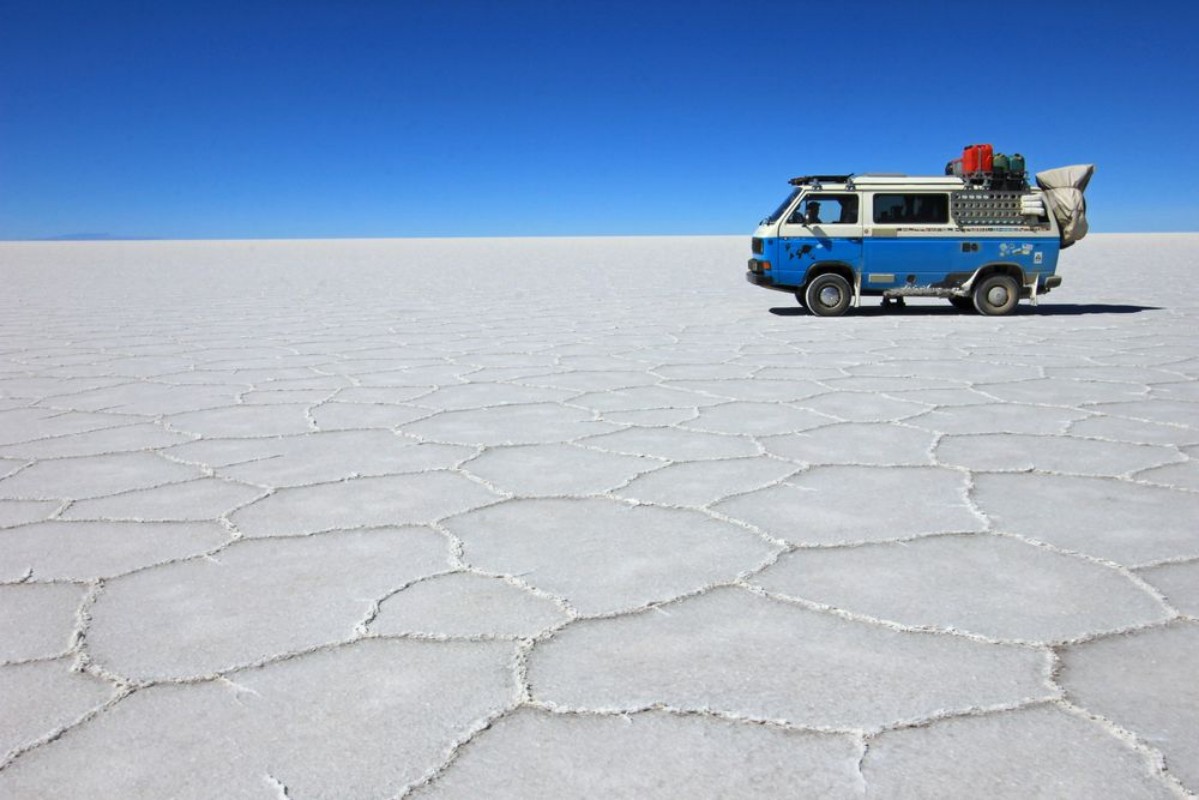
873,194 -> 949,224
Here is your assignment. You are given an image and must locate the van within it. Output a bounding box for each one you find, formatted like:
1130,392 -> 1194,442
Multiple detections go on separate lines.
746,168 -> 1092,316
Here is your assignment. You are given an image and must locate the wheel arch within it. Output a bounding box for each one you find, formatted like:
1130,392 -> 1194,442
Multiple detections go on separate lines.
804,261 -> 858,288
965,262 -> 1026,291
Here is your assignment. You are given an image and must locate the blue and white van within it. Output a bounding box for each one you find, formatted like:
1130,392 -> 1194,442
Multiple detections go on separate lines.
746,169 -> 1091,316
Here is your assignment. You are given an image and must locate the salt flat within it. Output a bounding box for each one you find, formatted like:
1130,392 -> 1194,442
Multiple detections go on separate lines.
0,234 -> 1196,798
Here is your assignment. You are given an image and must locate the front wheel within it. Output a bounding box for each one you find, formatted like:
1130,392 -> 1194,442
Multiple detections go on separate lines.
973,274 -> 1020,316
804,274 -> 852,317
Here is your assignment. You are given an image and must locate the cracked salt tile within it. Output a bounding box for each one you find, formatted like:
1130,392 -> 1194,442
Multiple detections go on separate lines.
1061,623 -> 1199,789
0,583 -> 85,660
333,386 -> 437,404
457,352 -> 559,368
600,408 -> 697,426
0,520 -> 229,581
0,660 -> 116,757
1046,366 -> 1182,384
753,366 -> 860,382
240,389 -> 334,405
530,587 -> 1048,729
580,426 -> 759,461
864,704 -> 1174,799
0,499 -> 59,527
310,401 -> 429,430
818,375 -> 964,393
165,431 -> 468,486
662,378 -> 828,403
906,403 -> 1086,435
791,392 -> 929,423
165,404 -> 313,437
246,374 -> 350,391
322,356 -> 447,374
714,465 -> 981,546
1137,561 -> 1199,616
652,364 -> 757,380
38,382 -> 242,415
61,478 -> 263,521
848,360 -> 1033,383
974,474 -> 1199,566
976,377 -> 1148,406
629,348 -> 744,366
885,387 -> 998,406
616,456 -> 796,507
936,433 -> 1179,477
162,437 -> 288,468
413,708 -> 864,799
0,452 -> 201,501
232,472 -> 500,536
100,356 -> 207,377
0,376 -> 130,400
1067,414 -> 1199,446
403,403 -> 615,446
372,573 -> 568,638
0,423 -> 191,460
0,408 -> 146,447
356,365 -> 474,386
762,423 -> 936,466
1151,381 -> 1199,402
412,383 -> 577,410
153,371 -> 252,387
0,639 -> 515,798
447,498 -> 776,615
1089,399 -> 1198,427
1094,352 -> 1191,368
755,535 -> 1170,642
682,401 -> 833,436
88,528 -> 449,680
463,443 -> 657,496
570,386 -> 723,413
557,355 -> 645,371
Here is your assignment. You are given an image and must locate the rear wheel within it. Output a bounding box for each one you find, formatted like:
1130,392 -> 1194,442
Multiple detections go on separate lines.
804,274 -> 852,317
973,274 -> 1020,316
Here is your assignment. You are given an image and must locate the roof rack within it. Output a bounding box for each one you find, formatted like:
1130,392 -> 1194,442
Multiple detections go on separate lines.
846,175 -> 966,189
788,174 -> 852,186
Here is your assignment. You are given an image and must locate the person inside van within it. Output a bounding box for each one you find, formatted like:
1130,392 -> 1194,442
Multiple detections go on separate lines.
804,201 -> 822,224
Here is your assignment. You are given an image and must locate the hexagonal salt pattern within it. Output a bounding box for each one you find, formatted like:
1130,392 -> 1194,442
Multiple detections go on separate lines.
1,235 -> 1196,796
863,704 -> 1175,799
1060,624 -> 1199,790
412,708 -> 865,798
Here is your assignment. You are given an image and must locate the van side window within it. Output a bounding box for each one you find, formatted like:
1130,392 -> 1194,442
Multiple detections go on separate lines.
873,194 -> 949,224
787,194 -> 859,225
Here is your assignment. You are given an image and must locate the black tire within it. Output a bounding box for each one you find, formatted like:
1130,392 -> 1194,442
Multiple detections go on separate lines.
972,274 -> 1020,316
804,273 -> 852,317
949,296 -> 975,312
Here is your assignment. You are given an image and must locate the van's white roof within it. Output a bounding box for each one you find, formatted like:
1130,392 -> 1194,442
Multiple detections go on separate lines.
847,175 -> 966,189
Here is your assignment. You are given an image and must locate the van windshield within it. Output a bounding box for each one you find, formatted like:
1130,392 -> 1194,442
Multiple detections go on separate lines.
762,189 -> 801,225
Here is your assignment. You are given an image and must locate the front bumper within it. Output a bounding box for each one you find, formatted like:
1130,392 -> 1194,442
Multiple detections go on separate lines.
745,270 -> 792,292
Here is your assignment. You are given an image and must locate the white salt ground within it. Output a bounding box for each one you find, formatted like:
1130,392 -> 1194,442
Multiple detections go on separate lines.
0,233 -> 1196,798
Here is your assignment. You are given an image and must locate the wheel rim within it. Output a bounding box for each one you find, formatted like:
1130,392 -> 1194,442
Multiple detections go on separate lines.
819,286 -> 842,307
986,285 -> 1010,307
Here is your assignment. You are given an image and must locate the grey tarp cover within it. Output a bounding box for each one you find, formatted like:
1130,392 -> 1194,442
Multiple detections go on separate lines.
1036,164 -> 1095,248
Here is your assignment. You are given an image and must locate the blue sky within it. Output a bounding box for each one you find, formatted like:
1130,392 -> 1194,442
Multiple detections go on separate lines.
2,0 -> 1196,239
